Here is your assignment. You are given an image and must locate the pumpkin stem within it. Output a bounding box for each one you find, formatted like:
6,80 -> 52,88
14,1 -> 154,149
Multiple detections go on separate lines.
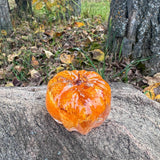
75,73 -> 82,85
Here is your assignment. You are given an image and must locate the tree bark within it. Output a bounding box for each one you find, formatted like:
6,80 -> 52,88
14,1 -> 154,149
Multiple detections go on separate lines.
0,83 -> 160,159
55,0 -> 81,20
67,0 -> 81,17
0,0 -> 12,31
107,0 -> 160,75
15,0 -> 32,16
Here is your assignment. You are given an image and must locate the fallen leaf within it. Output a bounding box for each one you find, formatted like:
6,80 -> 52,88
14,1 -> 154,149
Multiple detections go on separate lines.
30,69 -> 41,79
12,77 -> 22,86
143,82 -> 160,101
91,29 -> 96,33
96,25 -> 104,32
35,24 -> 45,34
30,46 -> 38,53
82,30 -> 88,36
87,35 -> 94,43
5,82 -> 14,87
45,1 -> 56,10
66,26 -> 72,30
7,52 -> 21,62
41,35 -> 50,42
34,1 -> 43,10
155,94 -> 160,102
17,46 -> 26,56
154,72 -> 160,78
6,38 -> 14,43
22,36 -> 29,40
14,65 -> 24,72
1,30 -> 7,36
31,56 -> 39,66
44,30 -> 54,37
29,69 -> 42,85
32,0 -> 37,4
44,50 -> 53,58
144,72 -> 160,85
19,46 -> 26,51
60,53 -> 74,64
55,32 -> 63,37
101,33 -> 104,39
92,49 -> 105,62
74,22 -> 85,28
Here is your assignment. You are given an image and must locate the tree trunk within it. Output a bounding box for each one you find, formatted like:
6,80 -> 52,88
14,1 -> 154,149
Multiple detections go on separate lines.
0,0 -> 12,31
107,0 -> 160,75
67,0 -> 81,18
56,0 -> 81,20
15,0 -> 32,16
0,84 -> 160,159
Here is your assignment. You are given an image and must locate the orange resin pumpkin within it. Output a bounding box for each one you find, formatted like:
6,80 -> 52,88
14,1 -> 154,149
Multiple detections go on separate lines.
46,70 -> 111,135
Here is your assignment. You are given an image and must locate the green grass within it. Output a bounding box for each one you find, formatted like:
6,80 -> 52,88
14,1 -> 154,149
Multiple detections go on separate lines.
81,0 -> 110,21
9,0 -> 110,21
32,0 -> 110,23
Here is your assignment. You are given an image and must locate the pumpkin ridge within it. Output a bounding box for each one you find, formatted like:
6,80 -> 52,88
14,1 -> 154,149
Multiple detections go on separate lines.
46,70 -> 111,135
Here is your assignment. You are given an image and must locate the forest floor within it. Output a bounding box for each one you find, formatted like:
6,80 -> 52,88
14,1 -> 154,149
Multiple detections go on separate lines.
0,0 -> 160,102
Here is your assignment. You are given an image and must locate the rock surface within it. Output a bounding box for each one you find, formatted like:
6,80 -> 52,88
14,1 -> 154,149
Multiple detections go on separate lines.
0,83 -> 160,160
108,0 -> 160,74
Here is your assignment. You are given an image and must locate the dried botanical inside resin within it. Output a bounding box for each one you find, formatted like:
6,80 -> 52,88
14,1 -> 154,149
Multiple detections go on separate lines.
46,70 -> 111,135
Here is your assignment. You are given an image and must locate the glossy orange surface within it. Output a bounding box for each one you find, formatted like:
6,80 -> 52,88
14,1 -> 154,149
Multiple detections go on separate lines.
46,70 -> 111,135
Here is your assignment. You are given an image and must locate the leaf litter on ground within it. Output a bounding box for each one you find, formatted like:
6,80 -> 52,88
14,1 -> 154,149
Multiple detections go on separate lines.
0,13 -> 159,103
